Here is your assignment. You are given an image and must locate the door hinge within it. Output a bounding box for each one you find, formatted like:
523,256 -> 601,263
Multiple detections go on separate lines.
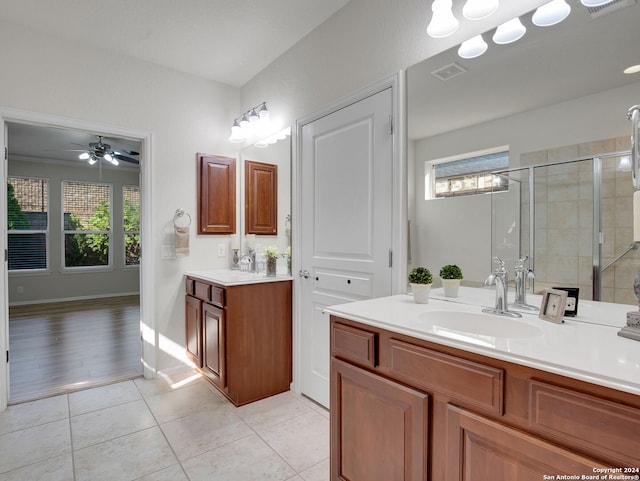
389,115 -> 393,135
4,249 -> 7,262
6,351 -> 8,363
389,249 -> 393,268
4,146 -> 7,160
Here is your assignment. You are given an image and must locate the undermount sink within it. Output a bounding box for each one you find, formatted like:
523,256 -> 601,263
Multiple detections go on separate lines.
421,311 -> 543,338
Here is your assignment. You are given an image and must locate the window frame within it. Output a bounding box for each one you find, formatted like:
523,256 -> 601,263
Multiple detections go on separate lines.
122,184 -> 141,268
61,179 -> 114,272
7,176 -> 50,274
425,146 -> 510,200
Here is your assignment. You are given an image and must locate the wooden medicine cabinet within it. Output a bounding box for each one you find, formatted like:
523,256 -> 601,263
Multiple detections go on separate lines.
197,153 -> 236,235
245,159 -> 277,235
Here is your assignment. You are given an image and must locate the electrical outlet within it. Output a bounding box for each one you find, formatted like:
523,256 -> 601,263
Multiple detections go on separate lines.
218,244 -> 226,257
17,286 -> 24,294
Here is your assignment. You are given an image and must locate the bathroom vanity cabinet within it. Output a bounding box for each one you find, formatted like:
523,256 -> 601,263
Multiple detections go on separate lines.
330,316 -> 640,481
185,275 -> 292,405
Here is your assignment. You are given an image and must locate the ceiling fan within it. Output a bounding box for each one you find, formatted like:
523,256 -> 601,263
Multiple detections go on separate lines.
77,136 -> 139,166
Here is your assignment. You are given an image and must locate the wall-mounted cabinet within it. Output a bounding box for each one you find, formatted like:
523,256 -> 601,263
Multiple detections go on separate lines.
197,153 -> 236,235
245,159 -> 277,235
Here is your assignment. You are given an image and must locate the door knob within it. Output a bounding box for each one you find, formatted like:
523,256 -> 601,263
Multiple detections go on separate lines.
299,269 -> 310,279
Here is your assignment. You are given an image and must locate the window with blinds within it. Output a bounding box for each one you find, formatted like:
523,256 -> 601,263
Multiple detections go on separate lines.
8,176 -> 49,271
123,185 -> 140,266
63,181 -> 112,268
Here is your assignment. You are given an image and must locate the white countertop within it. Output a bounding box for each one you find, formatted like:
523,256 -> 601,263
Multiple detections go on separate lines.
186,269 -> 293,286
324,287 -> 640,396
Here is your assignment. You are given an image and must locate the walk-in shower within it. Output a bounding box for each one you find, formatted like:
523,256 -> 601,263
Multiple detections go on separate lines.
492,150 -> 637,304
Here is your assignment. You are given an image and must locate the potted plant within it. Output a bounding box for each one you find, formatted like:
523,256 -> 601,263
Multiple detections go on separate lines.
408,267 -> 433,304
263,245 -> 280,277
439,264 -> 463,297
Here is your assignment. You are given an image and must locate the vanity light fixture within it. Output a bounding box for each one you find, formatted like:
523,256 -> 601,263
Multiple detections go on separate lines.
532,0 -> 571,27
458,34 -> 488,59
427,0 -> 459,38
462,0 -> 499,20
492,17 -> 527,44
228,102 -> 271,144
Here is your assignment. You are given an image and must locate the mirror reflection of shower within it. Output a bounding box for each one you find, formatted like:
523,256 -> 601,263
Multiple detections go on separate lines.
493,148 -> 636,304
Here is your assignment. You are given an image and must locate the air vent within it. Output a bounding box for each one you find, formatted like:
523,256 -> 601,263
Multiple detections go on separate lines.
431,62 -> 467,81
586,0 -> 636,18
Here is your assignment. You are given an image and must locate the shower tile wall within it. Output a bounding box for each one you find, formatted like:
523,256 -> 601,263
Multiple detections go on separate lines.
521,136 -> 638,304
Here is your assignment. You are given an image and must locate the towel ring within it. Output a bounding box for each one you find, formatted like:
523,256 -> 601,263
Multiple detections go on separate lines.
173,208 -> 192,228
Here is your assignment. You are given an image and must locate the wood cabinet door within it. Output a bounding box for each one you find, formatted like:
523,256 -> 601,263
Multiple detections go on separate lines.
197,153 -> 236,234
203,303 -> 226,389
445,404 -> 607,481
245,159 -> 277,235
185,295 -> 202,368
331,358 -> 429,481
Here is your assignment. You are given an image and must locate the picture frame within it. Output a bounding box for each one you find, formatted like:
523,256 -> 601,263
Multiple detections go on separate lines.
552,287 -> 579,317
539,288 -> 568,324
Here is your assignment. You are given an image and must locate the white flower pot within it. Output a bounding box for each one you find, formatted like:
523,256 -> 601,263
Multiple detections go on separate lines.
411,283 -> 432,304
442,279 -> 461,298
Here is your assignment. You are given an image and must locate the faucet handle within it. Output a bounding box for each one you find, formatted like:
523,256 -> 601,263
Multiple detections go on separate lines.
514,255 -> 529,270
493,257 -> 506,273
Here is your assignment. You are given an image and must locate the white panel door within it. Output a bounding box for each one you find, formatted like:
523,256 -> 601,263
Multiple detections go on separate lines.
299,88 -> 394,407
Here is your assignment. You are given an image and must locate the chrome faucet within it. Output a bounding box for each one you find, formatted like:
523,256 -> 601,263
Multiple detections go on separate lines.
510,256 -> 538,311
482,257 -> 522,318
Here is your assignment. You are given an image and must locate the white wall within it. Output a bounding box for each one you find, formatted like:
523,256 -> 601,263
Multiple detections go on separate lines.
0,19 -> 241,372
8,159 -> 140,304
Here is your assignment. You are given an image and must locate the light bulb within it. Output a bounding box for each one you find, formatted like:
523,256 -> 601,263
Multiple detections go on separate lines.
427,0 -> 459,38
458,34 -> 488,59
532,0 -> 571,27
492,17 -> 526,44
104,153 -> 113,162
229,121 -> 244,143
79,152 -> 90,160
110,158 -> 119,166
462,0 -> 498,20
88,156 -> 97,165
580,0 -> 615,6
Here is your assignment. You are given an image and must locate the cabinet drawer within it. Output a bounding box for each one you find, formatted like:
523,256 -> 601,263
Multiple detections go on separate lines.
389,339 -> 504,415
185,278 -> 195,296
331,322 -> 377,368
529,380 -> 640,465
194,281 -> 211,302
209,286 -> 225,307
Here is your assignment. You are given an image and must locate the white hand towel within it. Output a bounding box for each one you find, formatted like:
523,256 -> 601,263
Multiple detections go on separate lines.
175,226 -> 190,257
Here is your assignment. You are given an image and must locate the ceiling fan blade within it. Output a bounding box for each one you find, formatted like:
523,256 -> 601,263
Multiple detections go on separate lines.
112,152 -> 140,165
113,149 -> 139,156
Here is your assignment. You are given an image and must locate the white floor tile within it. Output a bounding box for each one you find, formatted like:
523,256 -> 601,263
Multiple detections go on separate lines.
0,395 -> 68,435
0,453 -> 73,481
73,426 -> 177,481
133,464 -> 190,481
69,380 -> 141,416
134,370 -> 204,399
182,433 -> 296,481
0,419 -> 71,474
259,411 -> 330,472
71,399 -> 156,449
235,391 -> 315,431
160,404 -> 253,460
300,458 -> 330,481
145,381 -> 227,424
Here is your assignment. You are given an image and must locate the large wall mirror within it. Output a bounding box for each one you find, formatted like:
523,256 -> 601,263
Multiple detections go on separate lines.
238,136 -> 291,274
408,0 -> 640,303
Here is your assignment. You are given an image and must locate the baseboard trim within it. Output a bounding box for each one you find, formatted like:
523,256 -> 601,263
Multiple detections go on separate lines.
8,291 -> 140,307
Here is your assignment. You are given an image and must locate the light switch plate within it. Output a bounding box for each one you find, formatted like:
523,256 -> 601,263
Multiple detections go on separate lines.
218,244 -> 226,257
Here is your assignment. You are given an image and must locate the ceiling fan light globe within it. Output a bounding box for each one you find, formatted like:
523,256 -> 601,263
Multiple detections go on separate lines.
462,0 -> 499,20
79,152 -> 90,160
104,153 -> 113,162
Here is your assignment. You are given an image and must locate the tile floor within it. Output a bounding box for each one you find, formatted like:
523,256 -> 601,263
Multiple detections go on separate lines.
0,370 -> 329,481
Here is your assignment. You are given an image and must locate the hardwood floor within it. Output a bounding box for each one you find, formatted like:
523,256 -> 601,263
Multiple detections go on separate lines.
8,295 -> 142,404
